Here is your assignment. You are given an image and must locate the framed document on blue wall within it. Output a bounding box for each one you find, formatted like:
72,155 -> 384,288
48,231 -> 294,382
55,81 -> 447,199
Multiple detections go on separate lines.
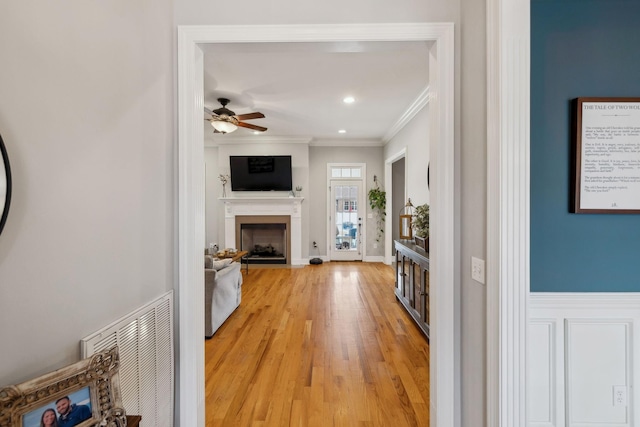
571,97 -> 640,213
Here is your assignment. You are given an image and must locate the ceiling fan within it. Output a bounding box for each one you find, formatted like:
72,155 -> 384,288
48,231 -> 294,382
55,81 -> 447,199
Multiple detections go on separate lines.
205,98 -> 267,134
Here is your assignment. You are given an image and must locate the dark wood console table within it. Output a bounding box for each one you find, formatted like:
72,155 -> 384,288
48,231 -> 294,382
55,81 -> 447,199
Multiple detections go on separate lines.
126,415 -> 141,427
394,240 -> 430,339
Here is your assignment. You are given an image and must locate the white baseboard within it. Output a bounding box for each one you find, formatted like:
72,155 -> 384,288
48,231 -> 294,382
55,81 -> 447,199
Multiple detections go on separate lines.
529,293 -> 640,427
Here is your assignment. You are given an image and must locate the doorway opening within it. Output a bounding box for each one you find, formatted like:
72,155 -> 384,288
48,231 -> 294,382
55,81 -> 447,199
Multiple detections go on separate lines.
328,164 -> 365,261
177,24 -> 456,427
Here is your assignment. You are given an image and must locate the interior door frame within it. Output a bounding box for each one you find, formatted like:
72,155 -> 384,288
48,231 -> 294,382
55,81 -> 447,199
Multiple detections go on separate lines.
327,163 -> 366,261
178,23 -> 457,427
384,147 -> 408,264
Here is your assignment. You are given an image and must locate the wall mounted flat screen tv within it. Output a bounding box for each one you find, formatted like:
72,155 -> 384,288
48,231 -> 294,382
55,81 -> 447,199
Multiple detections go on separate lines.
230,155 -> 293,191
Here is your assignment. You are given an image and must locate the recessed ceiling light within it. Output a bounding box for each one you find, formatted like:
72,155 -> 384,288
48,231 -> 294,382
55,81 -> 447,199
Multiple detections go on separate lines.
253,131 -> 260,135
343,96 -> 355,104
338,129 -> 347,134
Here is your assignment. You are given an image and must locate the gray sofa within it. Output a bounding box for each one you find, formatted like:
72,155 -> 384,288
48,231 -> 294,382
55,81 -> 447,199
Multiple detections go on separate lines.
205,256 -> 243,338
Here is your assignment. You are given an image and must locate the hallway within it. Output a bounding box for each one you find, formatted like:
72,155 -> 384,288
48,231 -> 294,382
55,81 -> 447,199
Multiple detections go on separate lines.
205,262 -> 430,426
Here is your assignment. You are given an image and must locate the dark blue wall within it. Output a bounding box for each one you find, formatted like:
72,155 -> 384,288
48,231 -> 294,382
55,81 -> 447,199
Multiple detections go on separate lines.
531,0 -> 640,292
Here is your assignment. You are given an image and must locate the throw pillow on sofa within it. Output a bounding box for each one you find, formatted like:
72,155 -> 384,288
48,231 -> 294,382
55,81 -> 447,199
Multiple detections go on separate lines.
205,255 -> 233,270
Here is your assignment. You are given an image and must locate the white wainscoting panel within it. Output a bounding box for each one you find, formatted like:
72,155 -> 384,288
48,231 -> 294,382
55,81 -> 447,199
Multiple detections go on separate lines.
529,321 -> 556,426
529,293 -> 640,427
566,320 -> 630,426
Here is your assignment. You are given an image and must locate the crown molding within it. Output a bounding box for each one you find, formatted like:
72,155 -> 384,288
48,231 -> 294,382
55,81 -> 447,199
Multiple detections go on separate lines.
207,136 -> 313,146
382,86 -> 430,143
309,139 -> 384,147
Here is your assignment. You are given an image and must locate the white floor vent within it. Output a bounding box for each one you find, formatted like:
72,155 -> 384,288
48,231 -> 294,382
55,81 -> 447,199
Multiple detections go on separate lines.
81,291 -> 174,427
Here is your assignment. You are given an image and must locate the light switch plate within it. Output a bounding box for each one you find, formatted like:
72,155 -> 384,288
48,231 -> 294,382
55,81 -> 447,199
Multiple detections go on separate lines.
471,257 -> 485,284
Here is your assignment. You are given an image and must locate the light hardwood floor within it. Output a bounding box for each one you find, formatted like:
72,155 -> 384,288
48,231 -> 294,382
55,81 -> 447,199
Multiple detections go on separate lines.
205,262 -> 430,426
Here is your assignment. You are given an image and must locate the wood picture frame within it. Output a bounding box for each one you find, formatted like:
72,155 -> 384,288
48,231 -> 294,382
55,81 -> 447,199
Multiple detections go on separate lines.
571,97 -> 640,213
0,347 -> 126,427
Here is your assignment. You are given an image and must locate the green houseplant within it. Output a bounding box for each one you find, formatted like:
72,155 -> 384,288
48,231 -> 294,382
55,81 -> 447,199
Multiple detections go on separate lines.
412,203 -> 429,250
368,180 -> 386,243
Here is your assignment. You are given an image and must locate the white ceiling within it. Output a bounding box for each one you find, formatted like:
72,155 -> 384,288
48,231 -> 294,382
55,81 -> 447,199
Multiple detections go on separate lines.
201,41 -> 430,145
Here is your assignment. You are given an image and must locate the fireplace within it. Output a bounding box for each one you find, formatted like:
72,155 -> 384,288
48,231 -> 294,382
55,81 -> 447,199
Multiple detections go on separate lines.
241,223 -> 287,264
235,214 -> 291,265
224,197 -> 303,265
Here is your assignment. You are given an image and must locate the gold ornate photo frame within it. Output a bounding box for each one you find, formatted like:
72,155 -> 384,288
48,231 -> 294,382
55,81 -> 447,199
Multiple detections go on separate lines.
0,347 -> 126,427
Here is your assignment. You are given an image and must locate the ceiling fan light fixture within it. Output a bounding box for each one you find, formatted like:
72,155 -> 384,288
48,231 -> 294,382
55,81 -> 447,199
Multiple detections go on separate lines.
211,120 -> 238,134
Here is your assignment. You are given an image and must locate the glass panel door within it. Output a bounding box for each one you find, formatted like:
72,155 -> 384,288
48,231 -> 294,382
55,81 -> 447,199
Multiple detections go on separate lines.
330,180 -> 363,261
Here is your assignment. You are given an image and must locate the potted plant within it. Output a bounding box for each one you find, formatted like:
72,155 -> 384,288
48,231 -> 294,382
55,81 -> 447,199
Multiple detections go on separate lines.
368,179 -> 386,243
412,203 -> 429,250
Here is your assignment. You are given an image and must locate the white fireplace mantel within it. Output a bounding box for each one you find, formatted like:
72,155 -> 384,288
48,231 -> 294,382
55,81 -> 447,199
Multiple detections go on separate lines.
221,197 -> 304,265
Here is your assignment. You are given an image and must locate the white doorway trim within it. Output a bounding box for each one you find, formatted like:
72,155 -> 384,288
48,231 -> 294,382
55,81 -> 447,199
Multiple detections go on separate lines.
384,147 -> 407,265
327,163 -> 366,261
177,23 -> 455,427
486,0 -> 530,424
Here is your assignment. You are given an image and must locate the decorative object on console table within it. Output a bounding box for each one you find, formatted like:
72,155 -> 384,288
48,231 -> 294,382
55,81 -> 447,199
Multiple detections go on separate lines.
399,198 -> 415,240
412,203 -> 429,251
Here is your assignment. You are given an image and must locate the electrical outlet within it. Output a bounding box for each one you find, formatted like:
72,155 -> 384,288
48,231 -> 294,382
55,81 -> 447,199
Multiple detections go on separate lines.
471,257 -> 485,284
367,213 -> 373,219
613,385 -> 627,407
312,241 -> 317,248
373,243 -> 378,248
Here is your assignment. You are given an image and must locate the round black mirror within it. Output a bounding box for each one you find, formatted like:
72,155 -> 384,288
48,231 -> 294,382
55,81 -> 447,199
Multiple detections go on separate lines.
0,133 -> 12,235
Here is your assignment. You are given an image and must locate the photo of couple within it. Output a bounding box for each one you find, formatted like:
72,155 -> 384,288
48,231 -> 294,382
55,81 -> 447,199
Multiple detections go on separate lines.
23,388 -> 93,427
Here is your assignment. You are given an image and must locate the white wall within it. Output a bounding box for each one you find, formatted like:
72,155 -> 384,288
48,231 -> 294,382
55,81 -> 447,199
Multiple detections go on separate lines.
309,144 -> 384,257
177,0 -> 491,425
0,1 -> 489,426
175,0 -> 457,26
206,142 -> 384,259
384,105 -> 431,206
0,0 -> 174,386
216,142 -> 310,253
460,0 -> 487,423
204,147 -> 220,250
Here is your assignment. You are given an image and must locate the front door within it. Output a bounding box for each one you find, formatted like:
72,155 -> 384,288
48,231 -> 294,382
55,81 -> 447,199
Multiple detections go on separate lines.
329,180 -> 363,261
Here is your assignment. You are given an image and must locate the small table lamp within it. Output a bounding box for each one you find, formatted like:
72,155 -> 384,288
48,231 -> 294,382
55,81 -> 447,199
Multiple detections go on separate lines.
399,198 -> 415,239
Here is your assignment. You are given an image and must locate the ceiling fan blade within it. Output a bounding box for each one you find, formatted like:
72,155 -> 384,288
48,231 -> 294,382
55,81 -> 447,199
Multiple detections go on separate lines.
234,112 -> 265,121
204,107 -> 214,116
237,122 -> 267,132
